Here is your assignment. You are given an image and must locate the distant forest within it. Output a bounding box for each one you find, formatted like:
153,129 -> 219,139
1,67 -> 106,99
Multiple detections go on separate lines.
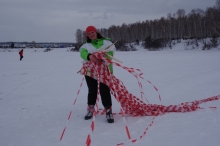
75,0 -> 220,50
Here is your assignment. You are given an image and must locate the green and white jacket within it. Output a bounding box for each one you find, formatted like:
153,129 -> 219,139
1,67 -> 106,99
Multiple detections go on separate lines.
80,38 -> 115,74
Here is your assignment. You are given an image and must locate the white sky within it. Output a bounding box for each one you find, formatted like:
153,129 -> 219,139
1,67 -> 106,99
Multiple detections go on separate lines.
0,0 -> 217,42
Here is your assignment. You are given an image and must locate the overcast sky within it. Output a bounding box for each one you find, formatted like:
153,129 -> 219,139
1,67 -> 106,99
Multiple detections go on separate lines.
0,0 -> 217,42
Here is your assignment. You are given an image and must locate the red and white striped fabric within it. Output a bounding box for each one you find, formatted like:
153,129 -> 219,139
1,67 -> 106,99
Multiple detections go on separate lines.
60,77 -> 85,141
79,51 -> 220,117
60,51 -> 219,146
76,51 -> 220,145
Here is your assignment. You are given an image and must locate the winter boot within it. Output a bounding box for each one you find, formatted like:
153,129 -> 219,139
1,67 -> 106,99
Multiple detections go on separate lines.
105,107 -> 114,123
85,105 -> 95,120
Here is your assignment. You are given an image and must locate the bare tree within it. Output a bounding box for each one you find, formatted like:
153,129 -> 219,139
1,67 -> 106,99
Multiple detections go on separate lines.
74,0 -> 219,50
75,29 -> 83,44
176,9 -> 186,41
213,0 -> 220,35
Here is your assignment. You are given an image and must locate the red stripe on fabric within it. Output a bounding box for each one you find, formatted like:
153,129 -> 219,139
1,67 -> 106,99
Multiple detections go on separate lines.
68,111 -> 72,120
91,121 -> 95,132
59,127 -> 66,141
86,134 -> 91,146
125,126 -> 131,139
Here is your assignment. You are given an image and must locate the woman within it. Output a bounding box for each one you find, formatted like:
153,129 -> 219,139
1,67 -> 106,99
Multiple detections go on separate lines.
79,26 -> 115,123
19,49 -> 23,61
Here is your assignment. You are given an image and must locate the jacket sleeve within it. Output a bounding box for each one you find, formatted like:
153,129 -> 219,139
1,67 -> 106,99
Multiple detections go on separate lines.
80,48 -> 89,61
106,51 -> 114,59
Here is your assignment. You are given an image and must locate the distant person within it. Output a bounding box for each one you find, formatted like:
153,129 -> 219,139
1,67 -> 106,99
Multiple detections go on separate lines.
19,49 -> 23,61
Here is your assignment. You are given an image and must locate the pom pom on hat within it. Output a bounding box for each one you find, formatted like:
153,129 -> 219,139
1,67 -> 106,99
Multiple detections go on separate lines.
86,26 -> 97,36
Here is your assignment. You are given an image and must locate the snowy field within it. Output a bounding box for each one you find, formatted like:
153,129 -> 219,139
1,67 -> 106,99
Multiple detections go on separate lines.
0,48 -> 220,146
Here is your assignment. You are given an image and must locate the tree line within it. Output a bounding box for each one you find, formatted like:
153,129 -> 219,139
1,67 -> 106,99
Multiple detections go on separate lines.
75,0 -> 220,50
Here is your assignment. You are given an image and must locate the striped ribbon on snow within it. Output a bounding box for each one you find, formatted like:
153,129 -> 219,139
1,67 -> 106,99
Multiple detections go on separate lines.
60,77 -> 84,141
79,52 -> 219,116
78,51 -> 220,145
59,50 -> 219,145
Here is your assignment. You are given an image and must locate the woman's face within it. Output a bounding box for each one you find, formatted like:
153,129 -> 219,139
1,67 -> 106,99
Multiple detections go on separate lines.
87,31 -> 97,40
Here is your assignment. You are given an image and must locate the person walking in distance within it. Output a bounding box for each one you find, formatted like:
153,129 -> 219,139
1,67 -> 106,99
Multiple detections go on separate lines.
19,49 -> 23,61
79,26 -> 115,123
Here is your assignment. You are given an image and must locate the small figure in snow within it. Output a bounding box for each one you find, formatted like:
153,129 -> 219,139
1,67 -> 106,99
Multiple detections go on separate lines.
19,49 -> 23,61
79,26 -> 116,123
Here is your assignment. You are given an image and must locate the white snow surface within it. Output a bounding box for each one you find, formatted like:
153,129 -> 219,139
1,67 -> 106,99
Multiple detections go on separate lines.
0,48 -> 220,146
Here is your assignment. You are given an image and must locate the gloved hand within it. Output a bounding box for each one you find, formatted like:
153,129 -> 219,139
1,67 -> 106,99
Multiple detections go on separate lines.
88,54 -> 102,63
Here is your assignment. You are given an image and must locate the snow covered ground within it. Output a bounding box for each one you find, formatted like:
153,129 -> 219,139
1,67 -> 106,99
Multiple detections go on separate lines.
0,48 -> 220,146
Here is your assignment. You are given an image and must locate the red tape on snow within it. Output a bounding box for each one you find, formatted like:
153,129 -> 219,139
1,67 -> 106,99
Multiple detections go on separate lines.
78,51 -> 220,145
60,51 -> 220,146
59,77 -> 84,141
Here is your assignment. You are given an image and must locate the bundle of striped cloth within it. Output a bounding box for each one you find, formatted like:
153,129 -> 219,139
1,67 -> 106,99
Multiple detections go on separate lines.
79,51 -> 220,116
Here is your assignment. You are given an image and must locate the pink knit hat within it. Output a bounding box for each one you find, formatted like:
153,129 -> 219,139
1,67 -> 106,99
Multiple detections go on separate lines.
86,26 -> 97,36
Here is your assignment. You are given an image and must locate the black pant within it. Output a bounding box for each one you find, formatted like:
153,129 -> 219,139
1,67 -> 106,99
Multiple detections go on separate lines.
20,56 -> 23,61
85,76 -> 112,108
